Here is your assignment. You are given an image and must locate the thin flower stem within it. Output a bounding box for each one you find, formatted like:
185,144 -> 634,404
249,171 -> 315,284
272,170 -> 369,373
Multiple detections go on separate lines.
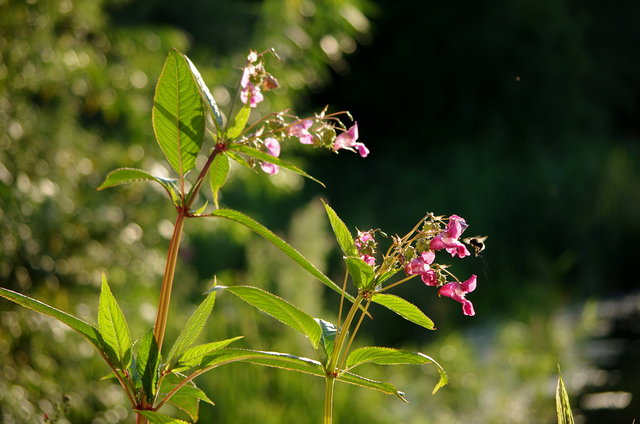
324,376 -> 336,424
337,298 -> 372,373
328,292 -> 364,373
376,274 -> 418,294
336,270 -> 349,328
153,212 -> 186,352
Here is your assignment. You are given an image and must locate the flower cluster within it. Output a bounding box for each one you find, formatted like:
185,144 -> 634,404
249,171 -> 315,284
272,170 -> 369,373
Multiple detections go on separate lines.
355,214 -> 480,316
240,50 -> 279,108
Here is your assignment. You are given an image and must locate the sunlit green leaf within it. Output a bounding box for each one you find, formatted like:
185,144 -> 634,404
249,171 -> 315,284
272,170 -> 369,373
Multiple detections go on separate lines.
209,209 -> 350,300
556,367 -> 575,424
337,371 -> 407,401
346,347 -> 448,394
371,293 -> 435,330
135,410 -> 188,424
316,318 -> 337,364
345,256 -> 375,290
229,144 -> 325,187
175,337 -> 244,370
212,285 -> 321,348
97,168 -> 181,205
226,103 -> 251,139
225,149 -> 256,173
322,201 -> 357,257
182,52 -> 224,134
168,384 -> 214,422
166,291 -> 216,368
152,49 -> 205,177
0,287 -> 104,354
135,329 -> 161,402
209,153 -> 229,209
98,274 -> 132,369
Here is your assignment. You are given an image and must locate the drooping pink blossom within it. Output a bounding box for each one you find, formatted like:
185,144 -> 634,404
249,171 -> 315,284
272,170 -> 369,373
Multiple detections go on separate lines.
260,137 -> 280,175
288,119 -> 314,144
355,230 -> 376,266
430,215 -> 470,258
333,123 -> 369,158
438,275 -> 477,316
404,251 -> 437,286
361,254 -> 376,266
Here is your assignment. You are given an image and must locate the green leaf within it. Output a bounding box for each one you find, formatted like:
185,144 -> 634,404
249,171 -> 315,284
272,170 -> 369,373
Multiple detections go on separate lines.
98,274 -> 132,369
322,201 -> 357,257
135,329 -> 161,401
372,293 -> 435,330
229,144 -> 325,187
226,103 -> 251,139
152,49 -> 205,177
213,285 -> 321,348
315,318 -> 337,364
98,168 -> 181,205
175,336 -> 244,370
556,367 -> 575,424
209,153 -> 229,209
182,52 -> 224,134
346,347 -> 448,394
168,385 -> 214,422
225,149 -> 256,173
166,291 -> 216,368
345,257 -> 375,290
135,410 -> 189,424
194,348 -> 408,401
209,209 -> 351,301
0,287 -> 104,353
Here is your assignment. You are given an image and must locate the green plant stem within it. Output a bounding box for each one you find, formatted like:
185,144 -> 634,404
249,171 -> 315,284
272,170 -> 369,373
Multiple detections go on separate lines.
324,375 -> 336,424
328,292 -> 364,373
153,212 -> 186,352
337,299 -> 372,373
376,274 -> 418,294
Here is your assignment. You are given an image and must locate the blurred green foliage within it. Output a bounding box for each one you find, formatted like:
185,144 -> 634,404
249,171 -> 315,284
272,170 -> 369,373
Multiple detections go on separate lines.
1,0 -> 639,422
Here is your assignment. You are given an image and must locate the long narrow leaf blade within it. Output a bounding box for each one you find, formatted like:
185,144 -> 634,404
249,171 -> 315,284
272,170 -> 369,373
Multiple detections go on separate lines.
556,368 -> 575,424
136,329 -> 161,401
0,287 -> 103,349
229,144 -> 325,187
372,293 -> 435,330
212,285 -> 321,348
166,291 -> 216,367
175,336 -> 244,370
322,201 -> 357,257
346,347 -> 448,394
98,274 -> 132,368
209,209 -> 351,300
226,103 -> 251,139
135,410 -> 189,424
153,49 -> 205,177
337,371 -> 408,401
209,153 -> 229,209
182,53 -> 224,133
97,168 -> 181,205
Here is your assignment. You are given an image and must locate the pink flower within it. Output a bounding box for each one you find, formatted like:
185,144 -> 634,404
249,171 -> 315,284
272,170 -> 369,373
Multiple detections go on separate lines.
260,137 -> 280,175
288,119 -> 314,144
240,66 -> 264,108
333,123 -> 369,158
404,251 -> 438,286
430,215 -> 470,258
438,275 -> 477,316
355,230 -> 376,266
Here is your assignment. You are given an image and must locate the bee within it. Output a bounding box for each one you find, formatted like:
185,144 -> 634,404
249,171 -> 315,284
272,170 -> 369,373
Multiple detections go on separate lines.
463,236 -> 488,257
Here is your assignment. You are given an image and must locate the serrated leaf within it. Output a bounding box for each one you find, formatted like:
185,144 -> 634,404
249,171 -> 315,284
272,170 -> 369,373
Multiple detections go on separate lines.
0,287 -> 105,355
175,337 -> 244,370
226,103 -> 251,139
209,209 -> 351,301
166,291 -> 216,368
225,149 -> 256,173
229,144 -> 325,187
168,385 -> 214,422
98,274 -> 132,369
135,410 -> 188,424
182,53 -> 224,133
372,293 -> 435,330
556,368 -> 575,424
322,201 -> 357,257
346,347 -> 448,394
98,168 -> 181,205
209,153 -> 229,209
136,329 -> 161,401
193,348 -> 408,401
213,285 -> 320,348
315,319 -> 337,364
152,49 -> 205,177
345,257 -> 375,290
